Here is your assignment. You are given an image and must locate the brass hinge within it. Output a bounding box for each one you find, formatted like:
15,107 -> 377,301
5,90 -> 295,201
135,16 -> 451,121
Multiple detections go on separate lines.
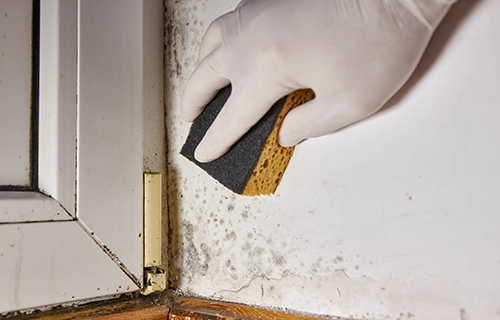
140,173 -> 166,295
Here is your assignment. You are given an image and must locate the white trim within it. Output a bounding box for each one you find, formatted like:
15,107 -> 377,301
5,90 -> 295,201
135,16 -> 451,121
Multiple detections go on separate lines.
0,221 -> 138,314
38,0 -> 78,217
0,192 -> 72,223
76,0 -> 144,281
0,0 -> 153,313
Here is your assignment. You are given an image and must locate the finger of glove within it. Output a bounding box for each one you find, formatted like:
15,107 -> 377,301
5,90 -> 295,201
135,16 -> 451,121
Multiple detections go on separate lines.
181,48 -> 230,122
198,12 -> 232,62
195,83 -> 290,163
279,95 -> 378,147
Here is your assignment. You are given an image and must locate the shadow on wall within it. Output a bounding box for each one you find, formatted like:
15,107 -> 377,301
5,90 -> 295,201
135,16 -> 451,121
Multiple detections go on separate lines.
381,0 -> 482,113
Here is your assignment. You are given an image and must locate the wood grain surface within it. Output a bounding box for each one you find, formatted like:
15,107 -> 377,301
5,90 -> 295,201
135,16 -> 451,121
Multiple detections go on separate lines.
170,297 -> 330,320
4,294 -> 169,320
4,295 -> 335,320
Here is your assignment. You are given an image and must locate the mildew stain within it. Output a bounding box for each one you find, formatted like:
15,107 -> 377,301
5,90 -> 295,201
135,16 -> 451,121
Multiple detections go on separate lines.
225,231 -> 237,241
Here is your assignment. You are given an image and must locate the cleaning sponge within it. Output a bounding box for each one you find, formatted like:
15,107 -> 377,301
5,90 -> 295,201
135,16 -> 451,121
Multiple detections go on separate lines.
180,85 -> 314,196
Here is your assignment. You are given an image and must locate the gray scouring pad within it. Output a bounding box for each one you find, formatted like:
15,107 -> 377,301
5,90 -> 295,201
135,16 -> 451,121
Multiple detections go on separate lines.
180,85 -> 315,196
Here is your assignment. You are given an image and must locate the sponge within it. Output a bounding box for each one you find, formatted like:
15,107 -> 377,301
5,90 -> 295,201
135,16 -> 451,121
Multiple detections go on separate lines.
180,85 -> 315,196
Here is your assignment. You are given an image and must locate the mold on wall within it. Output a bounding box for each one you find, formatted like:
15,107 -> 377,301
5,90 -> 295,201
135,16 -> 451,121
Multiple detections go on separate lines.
165,0 -> 500,319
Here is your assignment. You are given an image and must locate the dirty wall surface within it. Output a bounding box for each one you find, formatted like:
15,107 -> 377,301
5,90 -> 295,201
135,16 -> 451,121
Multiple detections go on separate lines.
165,1 -> 500,319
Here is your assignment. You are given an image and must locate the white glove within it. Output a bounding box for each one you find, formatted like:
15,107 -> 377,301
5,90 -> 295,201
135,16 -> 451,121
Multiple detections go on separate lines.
182,0 -> 455,163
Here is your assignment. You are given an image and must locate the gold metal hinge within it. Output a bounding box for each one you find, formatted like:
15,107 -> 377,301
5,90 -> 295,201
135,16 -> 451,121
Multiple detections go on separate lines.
140,173 -> 166,295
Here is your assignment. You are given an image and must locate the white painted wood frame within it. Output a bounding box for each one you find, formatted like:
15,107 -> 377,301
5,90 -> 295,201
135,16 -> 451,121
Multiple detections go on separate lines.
0,0 -> 146,314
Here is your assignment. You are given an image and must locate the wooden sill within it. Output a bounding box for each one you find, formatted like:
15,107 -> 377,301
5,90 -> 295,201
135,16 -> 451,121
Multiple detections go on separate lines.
4,294 -> 170,320
170,297 -> 329,320
5,293 -> 330,320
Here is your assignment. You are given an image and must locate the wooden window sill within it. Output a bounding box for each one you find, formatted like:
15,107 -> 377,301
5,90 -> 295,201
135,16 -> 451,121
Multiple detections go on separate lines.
5,294 -> 330,320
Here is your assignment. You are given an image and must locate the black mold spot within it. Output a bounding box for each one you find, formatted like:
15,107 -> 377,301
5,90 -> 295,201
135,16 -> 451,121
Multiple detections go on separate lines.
242,242 -> 252,251
334,256 -> 344,263
224,231 -> 237,241
252,247 -> 264,257
272,252 -> 286,266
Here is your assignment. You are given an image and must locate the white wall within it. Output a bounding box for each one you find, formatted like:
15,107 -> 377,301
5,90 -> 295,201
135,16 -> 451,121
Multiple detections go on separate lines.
165,1 -> 500,319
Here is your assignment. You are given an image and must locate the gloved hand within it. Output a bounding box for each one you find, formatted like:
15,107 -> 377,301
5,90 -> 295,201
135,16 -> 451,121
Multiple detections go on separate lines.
182,0 -> 455,163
